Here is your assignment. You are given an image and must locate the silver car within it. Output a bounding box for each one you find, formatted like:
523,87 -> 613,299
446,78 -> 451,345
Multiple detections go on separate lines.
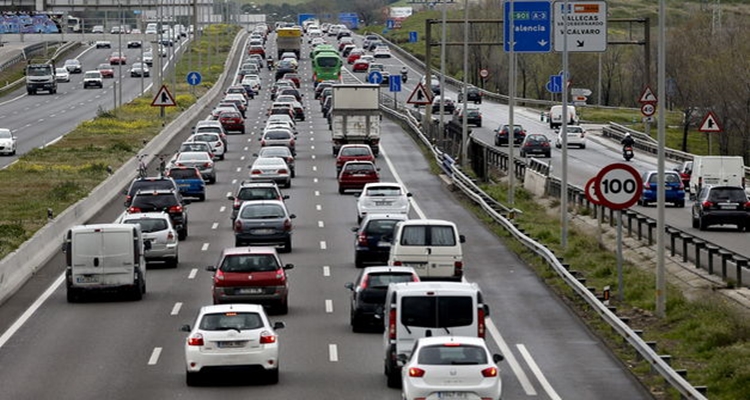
170,151 -> 216,183
356,182 -> 412,223
118,212 -> 179,267
255,146 -> 296,178
233,200 -> 296,252
260,129 -> 296,156
248,157 -> 291,188
187,132 -> 225,160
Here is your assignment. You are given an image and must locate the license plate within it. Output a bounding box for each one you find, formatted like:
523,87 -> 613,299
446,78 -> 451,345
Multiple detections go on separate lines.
405,263 -> 427,269
217,340 -> 245,348
252,229 -> 275,235
377,241 -> 391,247
375,201 -> 393,206
353,174 -> 367,177
76,275 -> 98,284
720,204 -> 737,210
238,287 -> 263,294
438,393 -> 467,399
179,184 -> 190,188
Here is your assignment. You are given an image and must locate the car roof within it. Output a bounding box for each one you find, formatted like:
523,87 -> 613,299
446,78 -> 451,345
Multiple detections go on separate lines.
238,199 -> 287,210
200,303 -> 266,315
416,336 -> 488,348
120,211 -> 171,221
239,180 -> 281,188
222,246 -> 279,256
361,266 -> 418,275
362,182 -> 403,190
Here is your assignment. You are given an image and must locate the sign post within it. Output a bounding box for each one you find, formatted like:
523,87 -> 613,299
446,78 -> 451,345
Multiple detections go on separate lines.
638,85 -> 658,138
186,71 -> 202,96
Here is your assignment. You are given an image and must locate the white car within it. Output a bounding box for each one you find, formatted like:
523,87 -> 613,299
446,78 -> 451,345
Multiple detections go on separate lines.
118,212 -> 179,267
401,336 -> 504,400
248,157 -> 292,188
187,131 -> 225,160
181,304 -> 285,386
373,46 -> 391,58
55,67 -> 70,82
0,128 -> 17,156
356,182 -> 412,223
554,125 -> 587,149
142,51 -> 154,66
95,40 -> 111,49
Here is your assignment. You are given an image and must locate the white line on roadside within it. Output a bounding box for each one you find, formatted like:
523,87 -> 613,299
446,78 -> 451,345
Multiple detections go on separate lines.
316,205 -> 322,211
188,268 -> 198,279
518,344 -> 560,399
318,221 -> 324,228
486,318 -> 537,395
380,148 -> 426,219
201,243 -> 209,251
147,347 -> 162,365
325,299 -> 333,313
0,274 -> 64,350
322,266 -> 330,276
171,302 -> 183,316
329,344 -> 339,362
211,222 -> 218,230
320,241 -> 327,250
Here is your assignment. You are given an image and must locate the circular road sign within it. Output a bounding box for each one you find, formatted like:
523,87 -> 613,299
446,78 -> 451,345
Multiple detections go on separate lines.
479,68 -> 489,79
585,177 -> 602,205
367,71 -> 383,84
641,103 -> 655,117
593,163 -> 643,210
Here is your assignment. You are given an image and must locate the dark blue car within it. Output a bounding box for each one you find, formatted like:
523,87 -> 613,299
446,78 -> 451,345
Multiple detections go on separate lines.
352,214 -> 408,268
166,166 -> 206,202
638,170 -> 685,207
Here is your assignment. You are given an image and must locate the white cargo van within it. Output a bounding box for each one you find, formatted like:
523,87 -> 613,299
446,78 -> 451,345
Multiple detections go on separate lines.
387,219 -> 465,281
548,105 -> 578,129
689,156 -> 745,198
63,224 -> 149,302
382,281 -> 489,388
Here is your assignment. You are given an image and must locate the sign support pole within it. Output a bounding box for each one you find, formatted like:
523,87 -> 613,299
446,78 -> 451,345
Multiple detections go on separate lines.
617,210 -> 624,301
507,1 -> 515,206
656,0 -> 667,318
160,105 -> 165,118
561,0 -> 570,249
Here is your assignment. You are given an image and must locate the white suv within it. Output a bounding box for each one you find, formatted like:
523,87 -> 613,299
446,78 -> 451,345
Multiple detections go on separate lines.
83,70 -> 103,89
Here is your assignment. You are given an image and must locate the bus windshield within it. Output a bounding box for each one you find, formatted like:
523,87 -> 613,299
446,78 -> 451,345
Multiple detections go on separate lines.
312,54 -> 342,84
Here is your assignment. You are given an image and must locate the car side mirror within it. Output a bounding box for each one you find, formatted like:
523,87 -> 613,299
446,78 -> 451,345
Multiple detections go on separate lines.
180,324 -> 191,332
122,189 -> 128,195
493,353 -> 504,363
289,214 -> 296,219
273,322 -> 286,330
282,195 -> 290,200
396,353 -> 409,365
406,193 -> 413,197
183,199 -> 192,205
226,194 -> 234,200
351,226 -> 359,233
345,282 -> 354,290
283,263 -> 294,270
143,240 -> 152,250
459,234 -> 466,243
205,265 -> 217,272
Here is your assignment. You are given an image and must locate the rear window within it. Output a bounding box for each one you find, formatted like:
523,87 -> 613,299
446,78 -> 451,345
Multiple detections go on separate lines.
341,147 -> 372,157
122,218 -> 168,233
265,131 -> 291,140
239,204 -> 285,219
708,188 -> 747,202
366,272 -> 415,288
364,219 -> 400,235
344,163 -> 375,173
168,168 -> 200,180
417,344 -> 487,365
366,186 -> 401,196
199,312 -> 263,331
192,133 -> 219,142
400,225 -> 456,246
238,188 -> 279,200
131,193 -> 178,209
129,179 -> 175,197
401,296 -> 473,328
220,254 -> 280,272
73,230 -> 132,256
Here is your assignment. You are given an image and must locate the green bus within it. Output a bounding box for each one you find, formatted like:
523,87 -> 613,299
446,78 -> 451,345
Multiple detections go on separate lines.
312,51 -> 342,86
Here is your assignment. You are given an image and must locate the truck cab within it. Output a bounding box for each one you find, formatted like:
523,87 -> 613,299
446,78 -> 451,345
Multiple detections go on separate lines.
26,62 -> 57,95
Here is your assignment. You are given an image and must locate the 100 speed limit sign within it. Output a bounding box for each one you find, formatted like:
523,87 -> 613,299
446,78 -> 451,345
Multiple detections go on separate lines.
593,163 -> 643,210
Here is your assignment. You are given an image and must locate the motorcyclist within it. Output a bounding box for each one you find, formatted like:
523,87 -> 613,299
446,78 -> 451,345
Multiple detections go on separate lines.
400,66 -> 408,82
621,132 -> 635,149
267,56 -> 274,71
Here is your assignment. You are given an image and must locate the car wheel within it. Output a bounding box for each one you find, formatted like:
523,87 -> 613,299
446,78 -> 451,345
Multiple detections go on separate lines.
338,186 -> 345,194
266,368 -> 279,384
131,282 -> 143,301
198,194 -> 205,202
277,299 -> 289,315
169,255 -> 179,268
676,201 -> 685,208
186,371 -> 201,386
556,143 -> 561,149
291,169 -> 296,178
235,238 -> 243,247
477,123 -> 481,127
178,228 -> 187,241
66,287 -> 80,303
351,314 -> 363,333
520,151 -> 526,157
546,152 -> 551,158
580,144 -> 586,149
386,368 -> 401,388
692,216 -> 699,229
283,238 -> 292,253
698,217 -> 708,231
210,176 -> 216,184
355,253 -> 364,268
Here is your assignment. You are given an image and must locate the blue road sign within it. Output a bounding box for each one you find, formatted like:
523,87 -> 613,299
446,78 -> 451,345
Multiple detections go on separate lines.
409,31 -> 418,43
390,75 -> 402,92
339,13 -> 359,30
503,1 -> 552,53
386,19 -> 395,29
546,74 -> 562,93
186,71 -> 202,86
368,71 -> 383,84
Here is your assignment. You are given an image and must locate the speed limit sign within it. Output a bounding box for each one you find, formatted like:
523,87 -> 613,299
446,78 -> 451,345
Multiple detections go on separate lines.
593,163 -> 643,210
479,68 -> 489,79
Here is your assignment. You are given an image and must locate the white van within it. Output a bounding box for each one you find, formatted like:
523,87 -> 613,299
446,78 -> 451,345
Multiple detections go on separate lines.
63,224 -> 149,302
145,23 -> 158,35
548,105 -> 578,129
689,156 -> 745,197
387,219 -> 465,281
382,281 -> 489,388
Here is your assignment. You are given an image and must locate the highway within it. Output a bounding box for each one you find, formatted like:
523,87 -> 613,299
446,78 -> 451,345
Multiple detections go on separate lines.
0,33 -> 655,399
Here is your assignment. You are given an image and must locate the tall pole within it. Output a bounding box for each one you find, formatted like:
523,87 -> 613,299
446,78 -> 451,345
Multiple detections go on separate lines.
561,0 -> 570,249
460,0 -> 469,167
507,1 -> 515,205
656,0 -> 667,318
438,0 -> 448,147
118,1 -> 123,108
139,0 -> 144,95
424,20 -> 433,139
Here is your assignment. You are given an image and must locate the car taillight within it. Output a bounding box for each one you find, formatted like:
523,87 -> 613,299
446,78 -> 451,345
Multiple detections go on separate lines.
478,306 -> 486,338
678,182 -> 684,190
542,141 -> 550,147
283,218 -> 292,231
176,163 -> 184,167
643,182 -> 650,190
203,162 -> 212,168
408,367 -> 426,378
251,169 -> 262,175
187,333 -> 204,346
454,261 -> 463,278
702,201 -> 714,208
393,260 -> 402,266
357,233 -> 368,246
234,220 -> 242,232
215,141 -> 223,147
278,168 -> 288,174
261,140 -> 266,146
388,308 -> 397,339
481,367 -> 498,377
260,330 -> 277,344
168,205 -> 183,214
167,231 -> 175,241
233,198 -> 241,208
128,206 -> 141,213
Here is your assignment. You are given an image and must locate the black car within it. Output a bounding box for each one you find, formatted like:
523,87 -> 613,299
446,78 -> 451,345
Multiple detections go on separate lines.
227,181 -> 288,221
128,189 -> 189,240
351,214 -> 408,267
344,266 -> 420,332
123,176 -> 179,207
458,86 -> 482,104
454,107 -> 482,127
519,133 -> 552,158
493,124 -> 527,146
275,66 -> 296,81
314,81 -> 335,99
691,185 -> 750,231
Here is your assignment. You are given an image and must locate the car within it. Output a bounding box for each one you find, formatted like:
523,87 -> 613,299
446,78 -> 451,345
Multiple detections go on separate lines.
240,76 -> 261,95
356,183 -> 412,223
401,336 -> 504,399
366,40 -> 384,51
156,45 -> 168,57
212,104 -> 241,120
226,84 -> 252,100
63,59 -> 82,73
457,85 -> 482,104
95,40 -> 111,48
0,128 -> 17,156
129,62 -> 150,77
351,213 -> 410,268
347,49 -> 364,64
194,120 -> 229,149
554,125 -> 587,148
142,51 -> 154,66
109,52 -> 127,65
367,62 -> 385,76
282,73 -> 301,88
181,303 -> 286,386
453,106 -> 482,127
91,25 -> 105,34
277,87 -> 303,103
519,133 -> 551,158
260,129 -> 296,156
280,51 -> 298,61
421,75 -> 441,95
123,176 -> 179,207
110,25 -> 123,34
255,146 -> 296,178
342,44 -> 357,58
265,115 -> 297,132
362,35 -> 379,49
55,67 -> 70,82
673,160 -> 693,191
639,170 -> 685,207
178,141 -> 215,160
83,70 -> 104,88
118,212 -> 180,267
165,166 -> 206,201
247,45 -> 265,58
274,64 -> 297,81
691,185 -> 750,231
228,181 -> 288,221
223,93 -> 248,116
97,63 -> 115,78
373,46 -> 391,58
338,161 -> 380,194
187,132 -> 226,160
431,96 -> 456,114
345,266 -> 420,331
233,200 -> 296,251
247,157 -> 292,188
352,59 -> 370,72
493,124 -> 526,146
321,96 -> 333,119
170,151 -> 216,184
314,81 -> 335,99
127,189 -> 189,240
218,110 -> 245,134
335,144 -> 375,175
127,40 -> 142,48
267,103 -> 295,120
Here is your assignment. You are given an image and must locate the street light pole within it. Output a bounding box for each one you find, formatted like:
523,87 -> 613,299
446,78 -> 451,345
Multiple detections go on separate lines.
460,0 -> 469,166
118,0 -> 123,108
438,0 -> 448,147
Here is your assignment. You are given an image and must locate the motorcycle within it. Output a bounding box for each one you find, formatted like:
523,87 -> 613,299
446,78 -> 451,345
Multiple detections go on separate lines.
400,71 -> 408,83
267,59 -> 274,71
623,146 -> 634,161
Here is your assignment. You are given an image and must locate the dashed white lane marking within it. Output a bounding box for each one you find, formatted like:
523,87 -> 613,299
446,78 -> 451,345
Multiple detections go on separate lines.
171,302 -> 183,316
316,205 -> 322,211
314,190 -> 320,196
188,268 -> 198,279
311,154 -> 316,160
240,156 -> 245,161
211,222 -> 219,230
322,266 -> 330,276
486,319 -> 537,395
236,167 -> 241,173
320,241 -> 327,250
318,221 -> 324,228
328,344 -> 339,362
314,178 -> 318,183
312,166 -> 317,172
219,206 -> 226,213
147,347 -> 162,365
518,344 -> 560,399
325,299 -> 333,313
311,145 -> 315,150
201,243 -> 209,251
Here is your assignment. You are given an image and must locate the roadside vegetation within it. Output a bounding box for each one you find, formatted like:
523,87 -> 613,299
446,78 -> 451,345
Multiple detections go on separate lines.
0,24 -> 239,259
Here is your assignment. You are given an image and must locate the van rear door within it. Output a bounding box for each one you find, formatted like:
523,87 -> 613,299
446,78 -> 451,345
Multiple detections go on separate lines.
395,223 -> 462,280
395,293 -> 475,354
70,228 -> 135,288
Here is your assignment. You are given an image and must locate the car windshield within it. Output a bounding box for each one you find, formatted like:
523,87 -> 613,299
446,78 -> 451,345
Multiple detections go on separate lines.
239,204 -> 286,219
238,188 -> 278,200
199,312 -> 264,331
220,254 -> 280,272
27,66 -> 51,76
0,131 -> 11,139
122,218 -> 168,233
85,72 -> 100,78
708,188 -> 747,202
365,186 -> 402,196
417,345 -> 487,365
168,169 -> 200,180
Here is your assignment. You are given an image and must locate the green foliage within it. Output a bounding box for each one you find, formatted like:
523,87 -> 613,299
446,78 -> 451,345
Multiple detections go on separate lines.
47,181 -> 84,202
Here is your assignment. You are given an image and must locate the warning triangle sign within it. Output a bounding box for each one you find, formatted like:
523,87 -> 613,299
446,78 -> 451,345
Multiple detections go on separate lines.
638,86 -> 657,103
406,82 -> 432,105
698,111 -> 722,133
151,85 -> 177,107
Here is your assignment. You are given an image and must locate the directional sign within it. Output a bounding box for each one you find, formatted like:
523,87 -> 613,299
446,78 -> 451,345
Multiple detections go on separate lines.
504,1 -> 552,53
641,103 -> 655,117
593,163 -> 643,210
389,74 -> 402,92
151,85 -> 177,107
546,74 -> 563,93
698,111 -> 722,133
186,71 -> 202,86
406,82 -> 432,105
553,1 -> 608,52
409,31 -> 418,43
367,71 -> 383,84
386,19 -> 395,30
638,86 -> 657,104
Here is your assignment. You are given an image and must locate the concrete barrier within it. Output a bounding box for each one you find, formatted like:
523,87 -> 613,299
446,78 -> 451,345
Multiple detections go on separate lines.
0,30 -> 248,306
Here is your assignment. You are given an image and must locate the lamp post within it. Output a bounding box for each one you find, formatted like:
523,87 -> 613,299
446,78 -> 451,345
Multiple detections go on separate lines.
118,0 -> 123,108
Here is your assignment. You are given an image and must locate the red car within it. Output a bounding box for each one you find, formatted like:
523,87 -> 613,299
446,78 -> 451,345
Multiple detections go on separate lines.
335,144 -> 375,175
218,110 -> 245,134
338,161 -> 379,194
282,73 -> 301,88
97,63 -> 115,78
109,52 -> 127,65
347,50 -> 363,64
352,59 -> 370,72
247,45 -> 265,58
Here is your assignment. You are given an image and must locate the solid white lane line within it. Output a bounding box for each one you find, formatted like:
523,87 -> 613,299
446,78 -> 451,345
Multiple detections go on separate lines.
211,222 -> 219,230
147,347 -> 162,365
486,318 -> 537,395
329,344 -> 339,362
517,344 -> 561,399
0,274 -> 64,349
320,241 -> 327,250
322,266 -> 330,276
318,221 -> 324,228
380,147 -> 426,219
325,299 -> 333,313
171,302 -> 183,316
201,243 -> 209,251
188,268 -> 198,279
